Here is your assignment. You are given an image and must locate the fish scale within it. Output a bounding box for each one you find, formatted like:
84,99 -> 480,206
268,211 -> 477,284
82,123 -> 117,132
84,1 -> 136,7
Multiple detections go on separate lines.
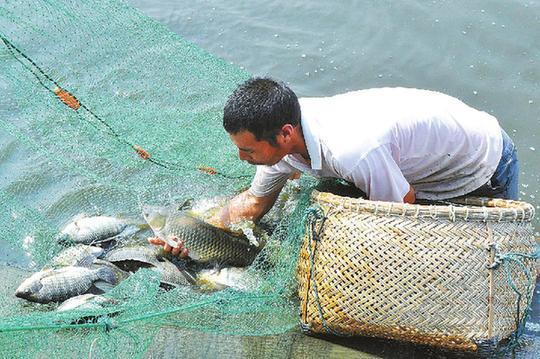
41,268 -> 101,301
162,214 -> 260,266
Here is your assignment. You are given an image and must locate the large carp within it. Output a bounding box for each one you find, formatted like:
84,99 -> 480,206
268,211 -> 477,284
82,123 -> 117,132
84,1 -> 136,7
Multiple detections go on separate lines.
142,205 -> 262,267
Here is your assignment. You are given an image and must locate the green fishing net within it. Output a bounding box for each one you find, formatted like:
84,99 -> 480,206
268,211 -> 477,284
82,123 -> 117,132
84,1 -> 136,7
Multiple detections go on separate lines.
0,0 -> 315,357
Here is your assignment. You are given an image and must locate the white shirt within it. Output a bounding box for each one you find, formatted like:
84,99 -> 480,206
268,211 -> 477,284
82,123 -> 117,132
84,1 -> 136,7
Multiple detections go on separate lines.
249,87 -> 503,202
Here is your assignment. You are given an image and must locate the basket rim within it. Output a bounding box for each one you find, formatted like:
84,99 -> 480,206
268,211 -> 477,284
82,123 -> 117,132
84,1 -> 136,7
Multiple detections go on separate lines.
311,190 -> 536,222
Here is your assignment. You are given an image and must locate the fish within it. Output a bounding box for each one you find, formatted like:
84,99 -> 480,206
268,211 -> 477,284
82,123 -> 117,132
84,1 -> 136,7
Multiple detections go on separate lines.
58,215 -> 145,245
46,244 -> 104,269
196,267 -> 251,292
104,245 -> 195,288
142,205 -> 262,267
57,293 -> 118,312
15,264 -> 119,304
104,245 -> 163,269
156,259 -> 196,289
56,294 -> 121,326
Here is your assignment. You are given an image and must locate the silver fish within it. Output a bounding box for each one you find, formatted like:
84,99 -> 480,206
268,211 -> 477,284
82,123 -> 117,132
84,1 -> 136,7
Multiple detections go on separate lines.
196,267 -> 253,292
142,205 -> 262,267
104,245 -> 195,287
104,245 -> 162,269
59,215 -> 143,245
46,245 -> 104,269
15,265 -> 118,304
57,293 -> 118,312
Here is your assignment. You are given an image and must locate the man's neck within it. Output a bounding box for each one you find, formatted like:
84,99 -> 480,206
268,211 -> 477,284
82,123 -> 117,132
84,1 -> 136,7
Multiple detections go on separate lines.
289,124 -> 310,163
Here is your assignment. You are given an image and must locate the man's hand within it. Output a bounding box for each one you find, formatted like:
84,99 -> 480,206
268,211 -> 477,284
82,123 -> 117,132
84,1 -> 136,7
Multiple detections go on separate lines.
148,236 -> 189,258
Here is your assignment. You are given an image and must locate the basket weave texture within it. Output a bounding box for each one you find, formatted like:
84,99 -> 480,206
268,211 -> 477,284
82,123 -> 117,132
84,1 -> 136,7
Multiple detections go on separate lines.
298,191 -> 538,352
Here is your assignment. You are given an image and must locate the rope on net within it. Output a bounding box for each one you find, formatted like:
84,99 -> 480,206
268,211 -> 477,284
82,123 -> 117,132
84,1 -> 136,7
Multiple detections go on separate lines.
304,206 -> 352,337
491,245 -> 540,351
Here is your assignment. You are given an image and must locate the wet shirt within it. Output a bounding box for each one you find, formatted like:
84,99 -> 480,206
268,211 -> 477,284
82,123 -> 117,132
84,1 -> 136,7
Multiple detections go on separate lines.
249,87 -> 503,202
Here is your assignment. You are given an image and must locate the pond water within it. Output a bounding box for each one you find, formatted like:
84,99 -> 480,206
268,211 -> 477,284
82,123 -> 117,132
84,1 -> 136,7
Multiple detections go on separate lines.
129,0 -> 539,233
131,1 -> 540,357
1,1 -> 538,357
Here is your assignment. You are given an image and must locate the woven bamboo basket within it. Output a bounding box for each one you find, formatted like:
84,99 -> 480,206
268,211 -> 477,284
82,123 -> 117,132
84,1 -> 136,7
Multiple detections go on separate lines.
297,191 -> 538,353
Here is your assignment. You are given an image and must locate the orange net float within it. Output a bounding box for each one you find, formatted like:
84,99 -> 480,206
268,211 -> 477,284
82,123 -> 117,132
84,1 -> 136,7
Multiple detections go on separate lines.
198,166 -> 218,175
133,145 -> 150,160
53,86 -> 81,110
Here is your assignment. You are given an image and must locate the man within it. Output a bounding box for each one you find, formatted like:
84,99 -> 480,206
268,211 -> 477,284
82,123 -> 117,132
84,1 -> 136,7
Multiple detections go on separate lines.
150,77 -> 519,257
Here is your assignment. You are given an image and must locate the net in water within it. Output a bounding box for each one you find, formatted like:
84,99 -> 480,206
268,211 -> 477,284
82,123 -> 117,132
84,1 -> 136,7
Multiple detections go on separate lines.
0,1 -> 311,356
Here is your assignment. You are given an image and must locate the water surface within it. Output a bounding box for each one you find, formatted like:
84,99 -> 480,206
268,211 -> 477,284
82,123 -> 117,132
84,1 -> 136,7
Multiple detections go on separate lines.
126,1 -> 539,357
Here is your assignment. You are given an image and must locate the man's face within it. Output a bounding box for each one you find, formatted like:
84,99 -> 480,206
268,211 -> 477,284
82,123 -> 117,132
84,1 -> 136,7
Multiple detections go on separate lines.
229,130 -> 288,166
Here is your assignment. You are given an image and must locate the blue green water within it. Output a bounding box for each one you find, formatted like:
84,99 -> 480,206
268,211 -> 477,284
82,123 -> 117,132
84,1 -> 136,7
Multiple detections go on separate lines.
129,1 -> 539,231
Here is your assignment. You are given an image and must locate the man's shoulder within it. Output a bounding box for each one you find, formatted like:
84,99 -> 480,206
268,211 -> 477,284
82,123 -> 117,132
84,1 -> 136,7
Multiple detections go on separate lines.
299,87 -> 451,102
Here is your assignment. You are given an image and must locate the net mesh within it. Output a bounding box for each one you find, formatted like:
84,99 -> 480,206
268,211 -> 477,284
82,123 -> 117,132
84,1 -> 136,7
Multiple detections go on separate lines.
2,1 -> 538,358
0,0 -> 315,356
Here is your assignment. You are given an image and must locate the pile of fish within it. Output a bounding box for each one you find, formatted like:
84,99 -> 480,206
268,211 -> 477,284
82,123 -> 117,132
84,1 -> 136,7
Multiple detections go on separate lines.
15,205 -> 265,312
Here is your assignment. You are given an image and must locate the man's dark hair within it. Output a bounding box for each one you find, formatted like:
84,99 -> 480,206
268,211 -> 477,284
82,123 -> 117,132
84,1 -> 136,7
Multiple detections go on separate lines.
223,77 -> 301,145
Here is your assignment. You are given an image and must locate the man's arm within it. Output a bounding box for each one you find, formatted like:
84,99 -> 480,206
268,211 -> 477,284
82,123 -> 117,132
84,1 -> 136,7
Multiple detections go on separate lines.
213,189 -> 281,227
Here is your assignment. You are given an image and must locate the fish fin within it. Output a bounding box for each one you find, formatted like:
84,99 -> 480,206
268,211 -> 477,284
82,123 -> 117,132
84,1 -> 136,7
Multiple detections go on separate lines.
88,236 -> 117,246
74,254 -> 98,268
91,281 -> 115,293
142,204 -> 170,228
158,282 -> 178,291
95,267 -> 117,285
88,227 -> 136,247
69,213 -> 88,223
181,269 -> 198,285
176,198 -> 194,211
214,261 -> 228,272
96,247 -> 107,259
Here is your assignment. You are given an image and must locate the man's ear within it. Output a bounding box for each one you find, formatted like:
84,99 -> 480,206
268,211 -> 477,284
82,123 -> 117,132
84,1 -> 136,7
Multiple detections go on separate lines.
280,124 -> 294,140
